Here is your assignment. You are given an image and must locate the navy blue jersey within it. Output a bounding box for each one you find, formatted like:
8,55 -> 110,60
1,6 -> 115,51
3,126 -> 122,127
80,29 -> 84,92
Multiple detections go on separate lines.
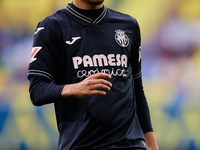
28,3 -> 147,150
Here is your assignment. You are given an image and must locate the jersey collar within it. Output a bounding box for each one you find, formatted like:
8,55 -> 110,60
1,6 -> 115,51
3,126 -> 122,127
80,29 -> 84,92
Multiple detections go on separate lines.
66,4 -> 107,24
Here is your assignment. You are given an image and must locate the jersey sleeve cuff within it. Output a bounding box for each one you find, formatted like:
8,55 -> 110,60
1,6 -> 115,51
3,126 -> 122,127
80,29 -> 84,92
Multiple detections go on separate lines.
133,71 -> 142,79
28,69 -> 54,82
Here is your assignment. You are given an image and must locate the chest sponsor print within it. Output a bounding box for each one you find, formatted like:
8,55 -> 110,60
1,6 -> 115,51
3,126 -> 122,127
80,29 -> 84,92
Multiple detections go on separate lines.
72,54 -> 128,78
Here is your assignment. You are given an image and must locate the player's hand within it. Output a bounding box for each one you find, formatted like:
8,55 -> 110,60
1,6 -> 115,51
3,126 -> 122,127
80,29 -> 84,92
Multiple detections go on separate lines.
61,73 -> 112,98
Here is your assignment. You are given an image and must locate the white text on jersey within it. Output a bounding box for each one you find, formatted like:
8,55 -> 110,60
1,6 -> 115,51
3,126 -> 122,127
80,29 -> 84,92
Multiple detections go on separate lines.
72,54 -> 128,69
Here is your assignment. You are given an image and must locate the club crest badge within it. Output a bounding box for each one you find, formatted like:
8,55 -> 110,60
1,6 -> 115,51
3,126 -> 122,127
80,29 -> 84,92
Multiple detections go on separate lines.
115,30 -> 129,47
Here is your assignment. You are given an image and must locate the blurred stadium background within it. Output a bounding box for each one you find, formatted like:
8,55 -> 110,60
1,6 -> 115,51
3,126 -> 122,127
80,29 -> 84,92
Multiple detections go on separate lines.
0,0 -> 200,149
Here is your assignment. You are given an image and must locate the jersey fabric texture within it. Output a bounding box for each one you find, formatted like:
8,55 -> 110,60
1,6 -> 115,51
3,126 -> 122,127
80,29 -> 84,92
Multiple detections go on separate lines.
28,3 -> 148,150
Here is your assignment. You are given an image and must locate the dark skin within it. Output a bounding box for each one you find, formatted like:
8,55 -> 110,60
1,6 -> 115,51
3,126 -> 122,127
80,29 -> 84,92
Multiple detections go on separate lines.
73,0 -> 104,9
61,73 -> 112,98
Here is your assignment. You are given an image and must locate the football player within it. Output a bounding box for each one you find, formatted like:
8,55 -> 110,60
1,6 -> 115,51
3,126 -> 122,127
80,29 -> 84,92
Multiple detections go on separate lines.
28,0 -> 159,149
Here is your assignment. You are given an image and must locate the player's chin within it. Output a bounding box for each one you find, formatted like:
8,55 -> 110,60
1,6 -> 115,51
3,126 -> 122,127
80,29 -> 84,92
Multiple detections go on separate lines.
87,0 -> 104,5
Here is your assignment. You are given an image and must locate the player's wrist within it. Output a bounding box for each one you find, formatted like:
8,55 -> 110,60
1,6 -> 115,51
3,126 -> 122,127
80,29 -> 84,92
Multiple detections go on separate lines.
61,84 -> 76,98
144,132 -> 159,150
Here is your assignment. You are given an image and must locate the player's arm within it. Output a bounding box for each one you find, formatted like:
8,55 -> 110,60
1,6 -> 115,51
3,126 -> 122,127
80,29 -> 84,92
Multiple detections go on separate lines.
131,18 -> 158,149
29,73 -> 112,106
29,76 -> 64,106
28,18 -> 63,106
28,18 -> 112,106
61,73 -> 112,98
144,132 -> 159,150
134,76 -> 159,150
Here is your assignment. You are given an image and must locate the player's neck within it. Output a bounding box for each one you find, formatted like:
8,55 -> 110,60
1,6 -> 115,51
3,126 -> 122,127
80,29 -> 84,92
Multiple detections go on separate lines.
73,0 -> 103,10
